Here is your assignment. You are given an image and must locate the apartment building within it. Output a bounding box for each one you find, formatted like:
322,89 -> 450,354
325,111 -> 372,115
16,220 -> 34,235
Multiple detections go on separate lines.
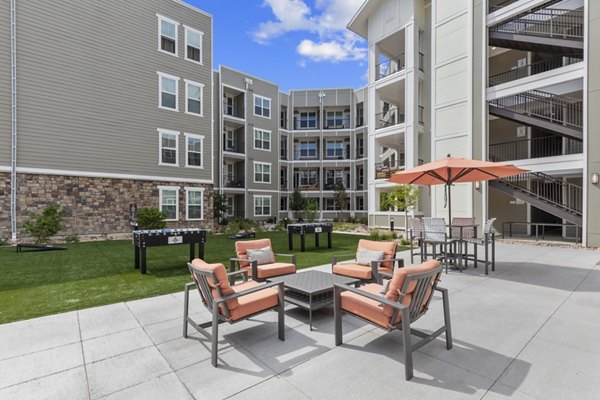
0,0 -> 214,240
349,0 -> 600,247
214,66 -> 369,221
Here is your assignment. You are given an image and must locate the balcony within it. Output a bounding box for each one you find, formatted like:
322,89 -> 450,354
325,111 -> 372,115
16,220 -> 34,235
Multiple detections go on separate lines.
375,108 -> 405,130
375,161 -> 403,180
297,181 -> 320,191
356,147 -> 364,159
223,177 -> 245,188
324,117 -> 351,130
223,143 -> 244,154
280,181 -> 288,190
489,56 -> 582,87
324,180 -> 349,191
376,53 -> 405,81
355,116 -> 364,127
488,136 -> 583,162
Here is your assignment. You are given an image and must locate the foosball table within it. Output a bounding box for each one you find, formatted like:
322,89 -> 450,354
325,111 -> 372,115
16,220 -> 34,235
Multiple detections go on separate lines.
287,223 -> 333,252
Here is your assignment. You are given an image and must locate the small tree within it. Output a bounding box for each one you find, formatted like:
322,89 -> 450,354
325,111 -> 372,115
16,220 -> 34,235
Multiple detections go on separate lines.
137,207 -> 167,230
300,200 -> 318,222
23,204 -> 64,243
333,181 -> 349,219
290,189 -> 305,221
386,185 -> 420,233
213,193 -> 228,224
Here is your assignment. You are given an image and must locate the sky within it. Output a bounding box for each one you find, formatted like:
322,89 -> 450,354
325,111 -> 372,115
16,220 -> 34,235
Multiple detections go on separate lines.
186,0 -> 367,92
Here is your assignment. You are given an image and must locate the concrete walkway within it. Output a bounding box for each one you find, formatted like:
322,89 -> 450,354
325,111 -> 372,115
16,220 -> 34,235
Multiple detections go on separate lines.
0,243 -> 599,400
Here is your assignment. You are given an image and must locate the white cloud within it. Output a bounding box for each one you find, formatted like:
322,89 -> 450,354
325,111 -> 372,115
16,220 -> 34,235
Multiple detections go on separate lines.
253,0 -> 366,63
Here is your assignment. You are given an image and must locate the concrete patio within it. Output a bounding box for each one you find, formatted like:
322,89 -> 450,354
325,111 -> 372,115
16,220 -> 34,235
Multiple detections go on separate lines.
0,243 -> 599,400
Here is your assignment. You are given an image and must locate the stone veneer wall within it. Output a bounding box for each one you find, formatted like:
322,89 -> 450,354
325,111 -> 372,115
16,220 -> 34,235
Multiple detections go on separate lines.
0,172 -> 214,240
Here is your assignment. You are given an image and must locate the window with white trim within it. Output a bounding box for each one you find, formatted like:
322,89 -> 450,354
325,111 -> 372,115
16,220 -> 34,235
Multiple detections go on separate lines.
185,133 -> 204,168
254,95 -> 271,118
159,186 -> 179,220
158,73 -> 179,111
254,162 -> 271,184
298,140 -> 317,159
254,196 -> 271,216
158,129 -> 179,166
184,26 -> 203,64
280,196 -> 288,211
299,112 -> 317,129
225,196 -> 234,217
158,15 -> 178,55
253,128 -> 271,151
326,111 -> 345,128
326,140 -> 345,158
185,80 -> 203,116
185,187 -> 204,220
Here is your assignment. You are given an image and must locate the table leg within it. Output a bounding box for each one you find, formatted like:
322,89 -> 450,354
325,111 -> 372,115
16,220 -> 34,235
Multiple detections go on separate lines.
141,246 -> 147,275
288,232 -> 293,250
199,240 -> 205,259
309,293 -> 313,331
134,245 -> 140,269
315,233 -> 320,248
301,233 -> 306,252
189,242 -> 195,261
327,232 -> 332,248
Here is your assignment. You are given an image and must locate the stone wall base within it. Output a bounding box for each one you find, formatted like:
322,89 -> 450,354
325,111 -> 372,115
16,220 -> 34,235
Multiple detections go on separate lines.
0,172 -> 214,241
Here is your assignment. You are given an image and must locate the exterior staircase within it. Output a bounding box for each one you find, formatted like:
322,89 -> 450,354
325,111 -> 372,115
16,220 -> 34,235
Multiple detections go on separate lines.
489,90 -> 583,140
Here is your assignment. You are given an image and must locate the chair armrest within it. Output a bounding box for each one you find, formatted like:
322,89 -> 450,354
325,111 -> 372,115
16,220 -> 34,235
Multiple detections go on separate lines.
215,281 -> 284,304
228,258 -> 258,283
372,258 -> 405,268
333,283 -> 407,310
434,286 -> 448,295
185,281 -> 196,290
227,269 -> 248,282
331,254 -> 356,266
274,253 -> 297,265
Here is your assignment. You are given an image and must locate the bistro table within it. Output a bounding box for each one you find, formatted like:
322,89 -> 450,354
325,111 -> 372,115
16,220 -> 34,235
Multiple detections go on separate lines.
287,223 -> 333,252
447,223 -> 478,269
133,228 -> 207,274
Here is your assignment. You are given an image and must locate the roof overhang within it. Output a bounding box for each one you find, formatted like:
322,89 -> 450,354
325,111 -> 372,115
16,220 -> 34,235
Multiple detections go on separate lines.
347,0 -> 380,39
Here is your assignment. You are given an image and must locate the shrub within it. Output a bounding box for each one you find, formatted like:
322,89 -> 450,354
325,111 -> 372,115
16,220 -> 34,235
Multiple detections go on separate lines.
357,216 -> 368,225
137,207 -> 167,230
299,201 -> 318,222
65,234 -> 80,243
0,238 -> 9,247
369,230 -> 381,241
400,239 -> 411,246
23,204 -> 64,243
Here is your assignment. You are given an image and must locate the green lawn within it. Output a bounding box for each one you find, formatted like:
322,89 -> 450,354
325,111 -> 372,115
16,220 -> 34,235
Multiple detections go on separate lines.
0,231 -> 406,324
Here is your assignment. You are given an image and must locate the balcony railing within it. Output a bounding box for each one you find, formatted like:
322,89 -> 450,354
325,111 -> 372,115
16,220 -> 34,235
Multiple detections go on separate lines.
488,136 -> 583,162
375,108 -> 405,129
376,53 -> 406,80
297,181 -> 320,191
375,161 -> 403,180
324,152 -> 350,160
324,118 -> 351,129
490,8 -> 585,40
280,181 -> 288,190
324,180 -> 349,191
293,151 -> 319,161
223,178 -> 244,188
489,57 -> 582,87
488,0 -> 520,13
223,103 -> 245,119
223,144 -> 244,154
294,121 -> 319,130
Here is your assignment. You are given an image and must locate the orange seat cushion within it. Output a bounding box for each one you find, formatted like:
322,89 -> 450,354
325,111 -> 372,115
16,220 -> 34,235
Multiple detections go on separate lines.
235,239 -> 273,267
383,260 -> 440,318
341,283 -> 390,328
190,259 -> 238,311
229,284 -> 279,321
356,239 -> 397,269
333,263 -> 393,280
242,262 -> 296,279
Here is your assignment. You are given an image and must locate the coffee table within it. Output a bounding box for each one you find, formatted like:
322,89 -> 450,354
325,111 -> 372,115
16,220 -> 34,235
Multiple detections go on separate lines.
268,270 -> 359,330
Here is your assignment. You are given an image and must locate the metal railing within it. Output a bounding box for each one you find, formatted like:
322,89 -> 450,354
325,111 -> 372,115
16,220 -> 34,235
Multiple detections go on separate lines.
223,103 -> 245,119
501,221 -> 581,243
376,53 -> 405,80
489,57 -> 582,86
223,143 -> 244,154
489,136 -> 583,162
499,172 -> 583,216
375,160 -> 404,180
293,150 -> 319,160
488,0 -> 520,13
324,117 -> 351,130
297,181 -> 320,191
489,90 -> 583,130
223,178 -> 244,188
375,108 -> 405,129
324,180 -> 349,191
490,8 -> 584,40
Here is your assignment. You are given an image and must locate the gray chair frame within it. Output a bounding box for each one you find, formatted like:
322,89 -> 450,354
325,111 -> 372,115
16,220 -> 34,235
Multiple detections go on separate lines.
463,218 -> 497,275
183,262 -> 285,367
333,265 -> 452,380
229,253 -> 297,284
421,218 -> 460,273
331,253 -> 404,284
408,217 -> 424,264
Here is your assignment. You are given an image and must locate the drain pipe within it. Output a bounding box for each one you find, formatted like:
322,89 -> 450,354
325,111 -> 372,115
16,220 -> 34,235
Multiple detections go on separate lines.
10,0 -> 17,241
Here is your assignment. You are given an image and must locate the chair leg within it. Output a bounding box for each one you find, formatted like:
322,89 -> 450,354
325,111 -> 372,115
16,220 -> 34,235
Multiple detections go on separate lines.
492,237 -> 496,272
211,304 -> 219,367
334,287 -> 343,346
484,238 -> 489,276
278,287 -> 285,341
183,283 -> 190,338
440,288 -> 453,350
401,308 -> 413,381
474,244 -> 478,269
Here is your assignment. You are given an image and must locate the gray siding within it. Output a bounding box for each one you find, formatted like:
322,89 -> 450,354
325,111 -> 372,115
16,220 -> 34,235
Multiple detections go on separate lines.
11,0 -> 213,181
0,0 -> 11,166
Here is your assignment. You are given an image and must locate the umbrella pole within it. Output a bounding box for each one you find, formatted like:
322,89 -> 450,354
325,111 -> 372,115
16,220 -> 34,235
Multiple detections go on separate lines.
447,183 -> 452,223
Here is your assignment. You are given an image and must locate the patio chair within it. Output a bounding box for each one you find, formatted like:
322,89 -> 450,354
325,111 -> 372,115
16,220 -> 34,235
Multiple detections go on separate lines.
183,259 -> 285,367
334,260 -> 452,381
408,217 -> 423,264
422,217 -> 459,273
463,218 -> 497,275
331,239 -> 403,284
230,239 -> 296,283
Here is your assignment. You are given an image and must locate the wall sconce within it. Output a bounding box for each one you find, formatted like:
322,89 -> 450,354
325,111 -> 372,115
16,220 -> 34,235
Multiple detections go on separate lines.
592,173 -> 599,185
475,181 -> 481,190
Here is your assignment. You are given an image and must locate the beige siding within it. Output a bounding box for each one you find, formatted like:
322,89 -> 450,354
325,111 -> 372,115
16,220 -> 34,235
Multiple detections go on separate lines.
13,0 -> 213,181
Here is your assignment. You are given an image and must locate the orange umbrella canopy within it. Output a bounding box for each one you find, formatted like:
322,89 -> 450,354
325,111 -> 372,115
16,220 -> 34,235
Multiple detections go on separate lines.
388,156 -> 527,185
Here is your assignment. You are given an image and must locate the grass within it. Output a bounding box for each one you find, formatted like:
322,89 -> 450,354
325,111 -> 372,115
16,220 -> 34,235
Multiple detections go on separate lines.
0,231 -> 407,324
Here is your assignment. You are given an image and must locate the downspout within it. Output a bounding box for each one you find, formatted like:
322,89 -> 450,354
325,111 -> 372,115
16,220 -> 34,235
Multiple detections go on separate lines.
318,91 -> 325,221
10,0 -> 17,241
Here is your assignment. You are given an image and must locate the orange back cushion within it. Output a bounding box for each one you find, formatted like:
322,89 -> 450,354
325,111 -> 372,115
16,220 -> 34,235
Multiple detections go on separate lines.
191,259 -> 239,310
382,260 -> 440,318
235,239 -> 273,267
356,239 -> 397,269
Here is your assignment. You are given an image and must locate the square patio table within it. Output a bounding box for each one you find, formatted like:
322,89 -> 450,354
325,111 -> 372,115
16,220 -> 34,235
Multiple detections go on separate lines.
268,271 -> 359,331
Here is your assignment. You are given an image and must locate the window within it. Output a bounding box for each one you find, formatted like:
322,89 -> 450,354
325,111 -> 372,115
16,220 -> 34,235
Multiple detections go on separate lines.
159,186 -> 179,220
298,170 -> 318,187
158,15 -> 178,56
254,162 -> 271,184
158,72 -> 179,111
254,95 -> 271,118
356,136 -> 364,158
326,140 -> 345,158
224,129 -> 235,151
184,26 -> 203,64
254,196 -> 271,216
299,112 -> 317,129
280,196 -> 288,211
254,128 -> 271,151
326,111 -> 345,128
185,133 -> 204,168
357,196 -> 364,211
298,141 -> 317,159
224,95 -> 234,116
325,198 -> 349,210
158,129 -> 179,166
225,196 -> 234,217
185,188 -> 204,220
185,80 -> 203,116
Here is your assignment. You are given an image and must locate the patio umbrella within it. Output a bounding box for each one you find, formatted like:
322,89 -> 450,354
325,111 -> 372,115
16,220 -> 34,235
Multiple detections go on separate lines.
388,155 -> 527,222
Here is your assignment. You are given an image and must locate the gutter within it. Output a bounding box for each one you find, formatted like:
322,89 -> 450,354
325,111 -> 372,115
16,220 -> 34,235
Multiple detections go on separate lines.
10,0 -> 17,241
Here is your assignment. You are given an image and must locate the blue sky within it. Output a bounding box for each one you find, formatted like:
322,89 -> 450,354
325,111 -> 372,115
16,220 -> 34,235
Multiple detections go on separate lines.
187,0 -> 367,92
